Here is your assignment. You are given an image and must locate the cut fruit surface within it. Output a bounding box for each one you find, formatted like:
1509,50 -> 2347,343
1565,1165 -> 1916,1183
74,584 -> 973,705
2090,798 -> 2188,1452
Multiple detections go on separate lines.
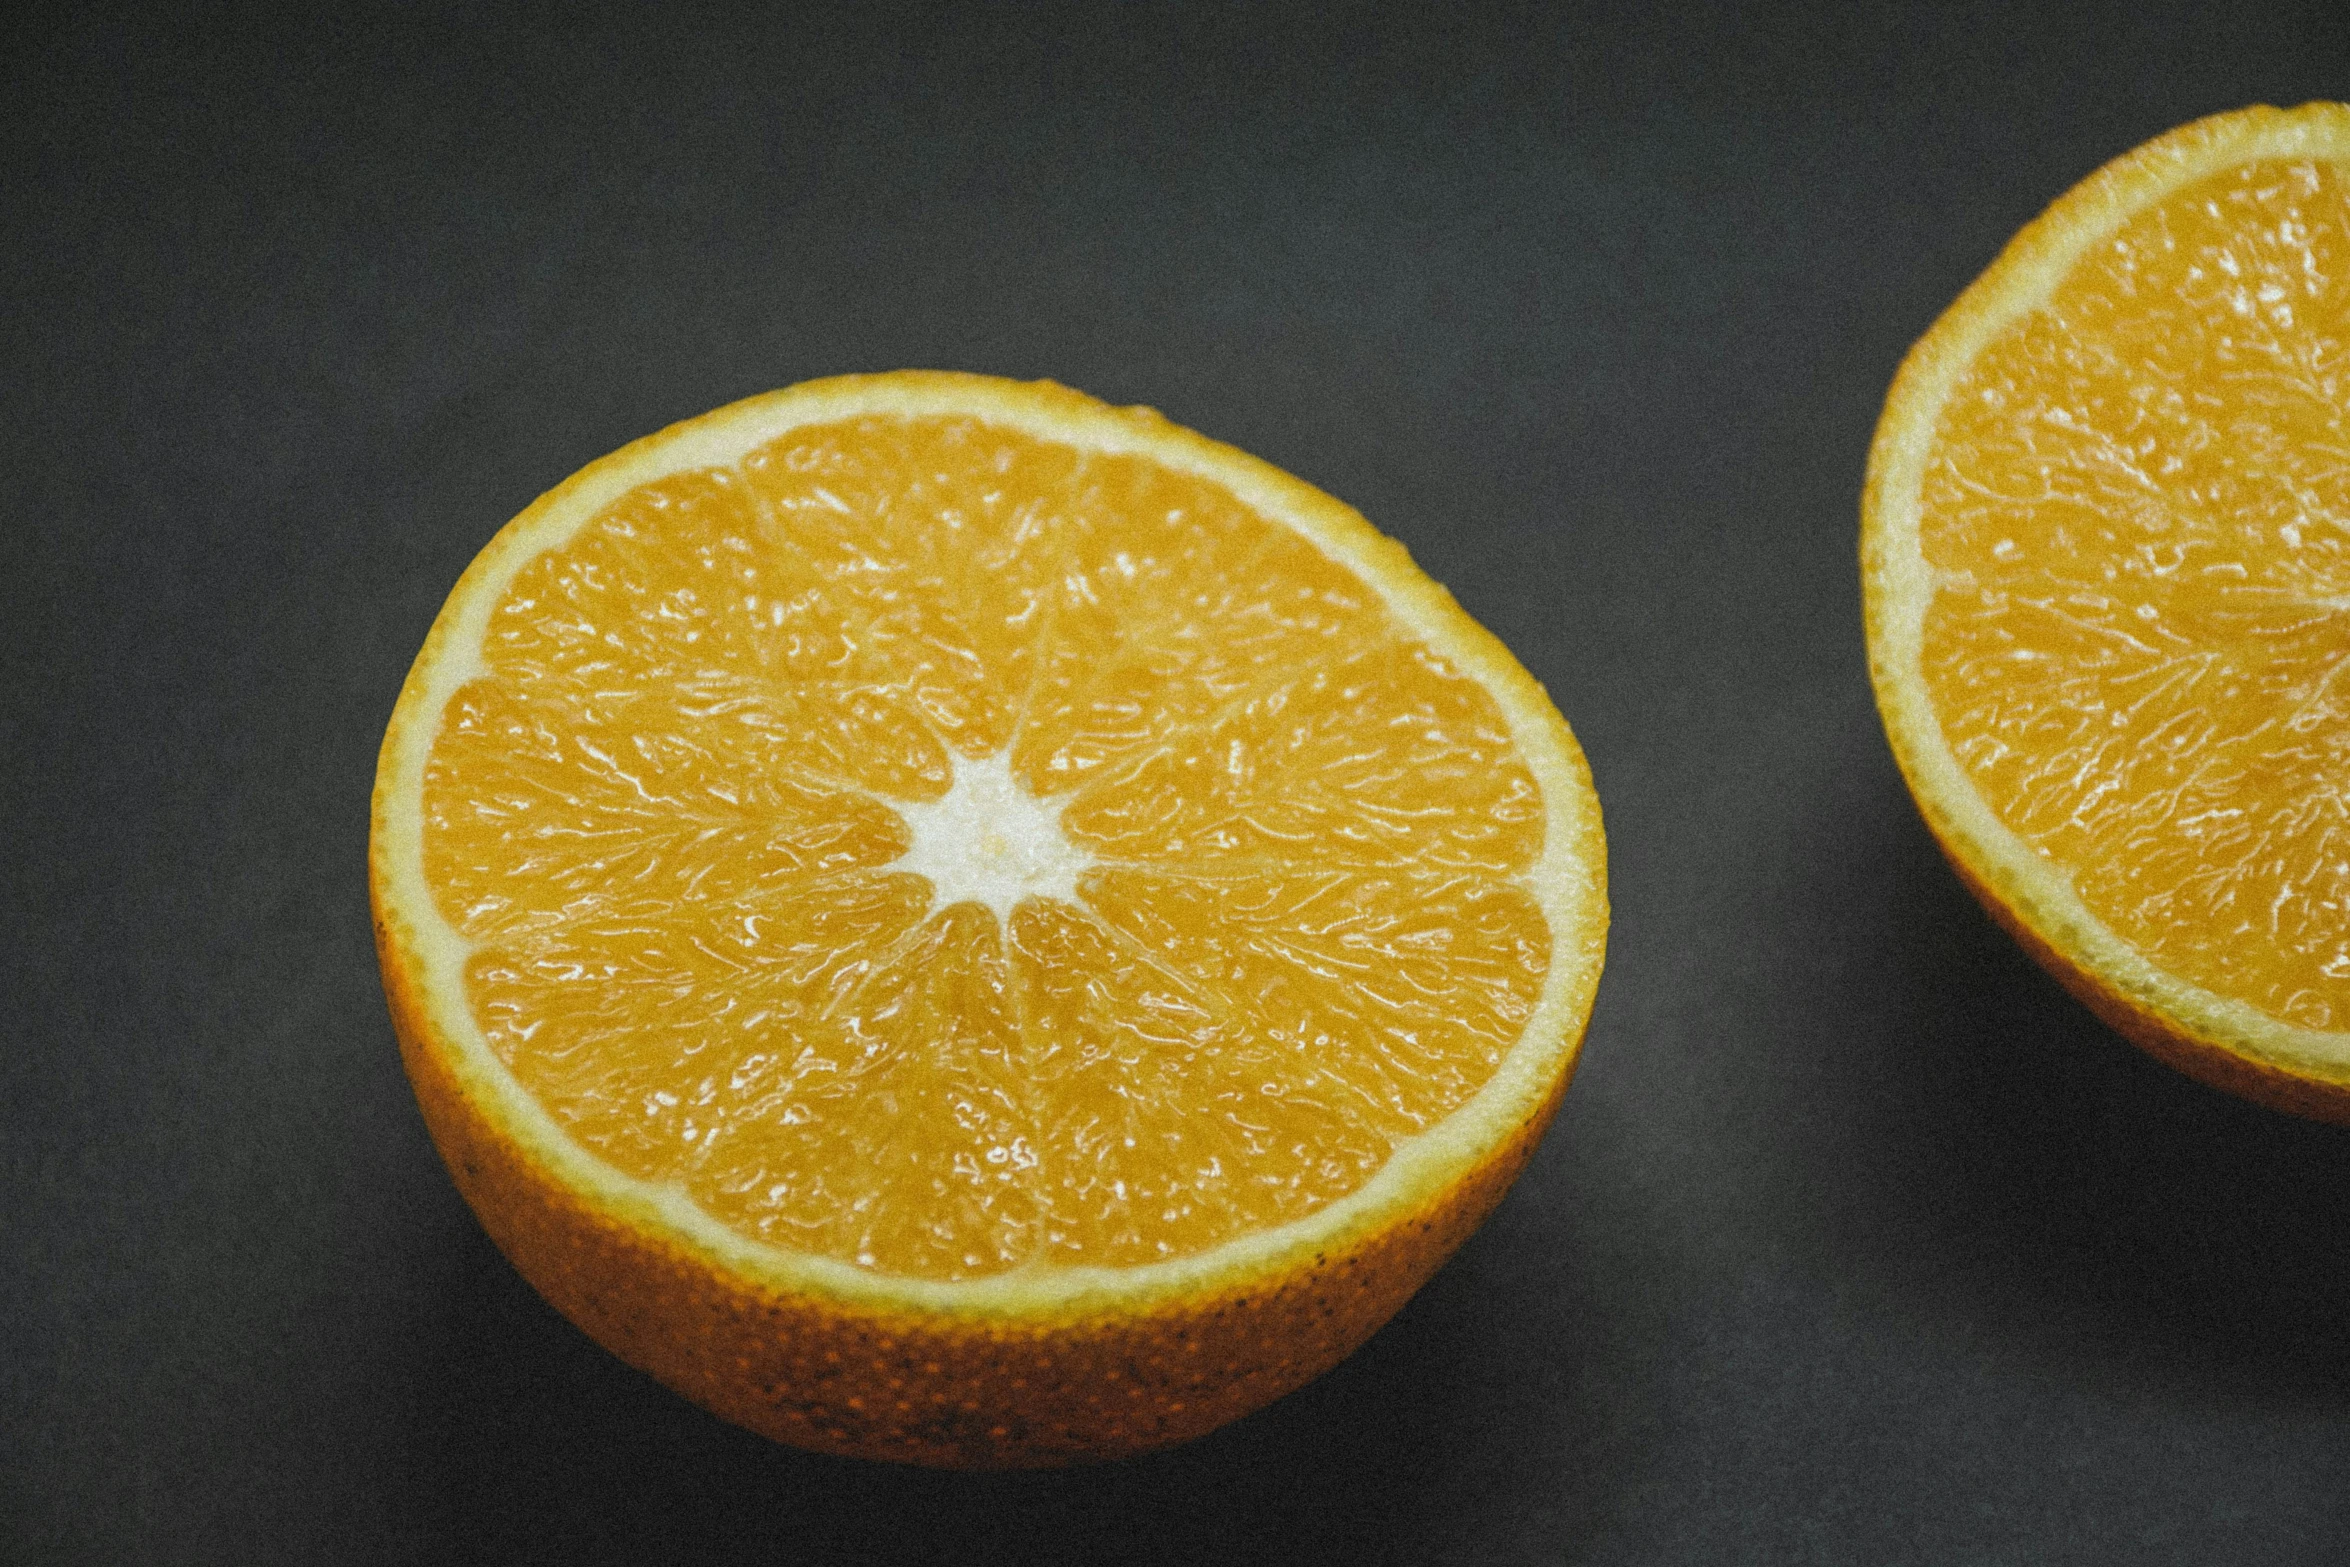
372,372 -> 1607,1464
1864,103 -> 2350,1120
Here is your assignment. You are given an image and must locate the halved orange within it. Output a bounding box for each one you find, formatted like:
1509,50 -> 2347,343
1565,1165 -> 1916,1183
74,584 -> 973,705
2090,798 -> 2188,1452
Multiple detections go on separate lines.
371,372 -> 1608,1465
1865,104 -> 2350,1121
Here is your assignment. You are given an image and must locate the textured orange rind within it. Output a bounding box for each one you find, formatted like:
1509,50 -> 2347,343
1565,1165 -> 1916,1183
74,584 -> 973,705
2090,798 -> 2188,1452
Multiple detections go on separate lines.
372,372 -> 1609,1464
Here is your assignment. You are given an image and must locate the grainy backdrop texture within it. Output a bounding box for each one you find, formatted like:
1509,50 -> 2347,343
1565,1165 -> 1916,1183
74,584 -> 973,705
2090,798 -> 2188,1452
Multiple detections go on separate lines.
5,3 -> 2348,1562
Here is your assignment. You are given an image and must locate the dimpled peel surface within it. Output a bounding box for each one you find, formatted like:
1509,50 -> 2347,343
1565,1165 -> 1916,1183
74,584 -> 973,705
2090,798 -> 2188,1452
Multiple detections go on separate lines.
1920,157 -> 2350,1031
421,415 -> 1550,1281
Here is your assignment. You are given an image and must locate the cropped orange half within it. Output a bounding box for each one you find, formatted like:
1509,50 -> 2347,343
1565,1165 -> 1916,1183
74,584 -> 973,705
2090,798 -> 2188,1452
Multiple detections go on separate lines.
1865,104 -> 2350,1121
371,372 -> 1608,1465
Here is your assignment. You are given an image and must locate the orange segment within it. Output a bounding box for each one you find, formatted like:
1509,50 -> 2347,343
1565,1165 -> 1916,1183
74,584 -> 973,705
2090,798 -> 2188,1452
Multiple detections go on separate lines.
1865,103 -> 2350,1118
1006,897 -> 1389,1269
1008,453 -> 1387,792
424,679 -> 912,932
373,372 -> 1607,1463
1080,868 -> 1546,1133
737,415 -> 1091,762
1061,635 -> 1544,871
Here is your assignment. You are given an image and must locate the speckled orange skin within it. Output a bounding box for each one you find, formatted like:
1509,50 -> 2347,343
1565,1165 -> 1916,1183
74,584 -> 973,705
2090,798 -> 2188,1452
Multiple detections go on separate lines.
1931,847 -> 2350,1128
376,888 -> 1580,1466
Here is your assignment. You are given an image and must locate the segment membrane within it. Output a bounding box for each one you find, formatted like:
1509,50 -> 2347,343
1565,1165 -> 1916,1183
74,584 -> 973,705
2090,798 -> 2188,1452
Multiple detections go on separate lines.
424,414 -> 1550,1278
1921,157 -> 2350,1028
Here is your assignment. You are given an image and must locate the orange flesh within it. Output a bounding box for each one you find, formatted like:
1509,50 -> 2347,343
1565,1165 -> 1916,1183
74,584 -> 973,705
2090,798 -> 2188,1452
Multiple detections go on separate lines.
1921,157 -> 2350,1031
422,415 -> 1549,1281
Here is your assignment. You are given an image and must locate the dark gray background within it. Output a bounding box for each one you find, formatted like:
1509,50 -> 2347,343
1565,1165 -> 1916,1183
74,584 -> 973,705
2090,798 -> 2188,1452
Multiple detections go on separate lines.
7,3 -> 2348,1561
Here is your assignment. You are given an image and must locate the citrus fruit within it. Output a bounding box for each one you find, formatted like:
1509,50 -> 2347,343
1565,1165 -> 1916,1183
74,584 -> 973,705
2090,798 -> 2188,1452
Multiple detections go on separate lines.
1864,103 -> 2350,1122
371,371 -> 1608,1466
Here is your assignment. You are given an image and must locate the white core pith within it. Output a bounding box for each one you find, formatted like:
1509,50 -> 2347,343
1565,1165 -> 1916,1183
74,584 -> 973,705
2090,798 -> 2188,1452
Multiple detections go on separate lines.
889,752 -> 1093,921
